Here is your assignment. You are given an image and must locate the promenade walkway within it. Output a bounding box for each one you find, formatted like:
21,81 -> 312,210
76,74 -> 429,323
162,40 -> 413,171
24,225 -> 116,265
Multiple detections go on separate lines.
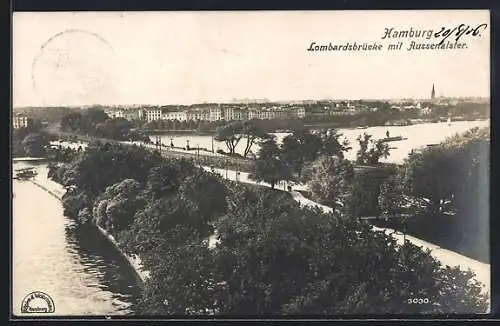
204,166 -> 490,302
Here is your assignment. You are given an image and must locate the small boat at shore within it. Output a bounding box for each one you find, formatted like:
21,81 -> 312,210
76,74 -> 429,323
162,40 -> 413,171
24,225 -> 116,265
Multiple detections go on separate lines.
14,167 -> 37,180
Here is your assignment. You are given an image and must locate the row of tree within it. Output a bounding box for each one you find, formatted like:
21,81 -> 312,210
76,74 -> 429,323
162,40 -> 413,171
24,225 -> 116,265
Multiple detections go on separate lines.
12,123 -> 51,158
248,124 -> 491,264
246,127 -> 391,202
47,141 -> 488,314
60,108 -> 150,142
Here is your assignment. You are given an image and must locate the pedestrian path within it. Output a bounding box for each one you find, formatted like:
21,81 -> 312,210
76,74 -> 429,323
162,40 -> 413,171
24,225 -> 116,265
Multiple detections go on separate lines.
203,164 -> 490,302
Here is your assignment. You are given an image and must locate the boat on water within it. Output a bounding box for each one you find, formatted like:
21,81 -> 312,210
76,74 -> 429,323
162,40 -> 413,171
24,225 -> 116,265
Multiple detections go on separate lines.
381,135 -> 408,143
356,126 -> 368,130
14,167 -> 37,180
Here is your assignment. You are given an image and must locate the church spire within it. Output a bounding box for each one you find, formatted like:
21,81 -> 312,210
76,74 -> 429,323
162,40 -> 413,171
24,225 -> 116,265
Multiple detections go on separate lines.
431,84 -> 436,99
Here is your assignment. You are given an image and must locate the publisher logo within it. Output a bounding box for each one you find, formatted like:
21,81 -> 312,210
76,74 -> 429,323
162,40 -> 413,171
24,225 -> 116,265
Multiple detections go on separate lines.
20,291 -> 55,313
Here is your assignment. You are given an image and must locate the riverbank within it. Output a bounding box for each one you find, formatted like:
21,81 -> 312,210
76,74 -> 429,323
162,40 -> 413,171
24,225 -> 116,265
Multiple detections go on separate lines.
13,178 -> 140,315
20,163 -> 150,286
139,129 -> 214,136
47,119 -> 490,168
136,117 -> 490,136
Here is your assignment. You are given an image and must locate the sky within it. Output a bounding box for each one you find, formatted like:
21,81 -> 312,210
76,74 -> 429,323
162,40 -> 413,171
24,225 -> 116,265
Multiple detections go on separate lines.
13,10 -> 490,107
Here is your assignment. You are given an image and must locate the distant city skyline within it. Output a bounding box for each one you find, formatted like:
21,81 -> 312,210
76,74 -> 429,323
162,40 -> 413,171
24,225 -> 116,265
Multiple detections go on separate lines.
13,11 -> 490,107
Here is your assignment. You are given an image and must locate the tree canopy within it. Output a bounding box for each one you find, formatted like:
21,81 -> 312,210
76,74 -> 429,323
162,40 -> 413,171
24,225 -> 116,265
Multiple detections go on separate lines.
60,108 -> 148,142
47,138 -> 489,315
214,120 -> 270,157
305,155 -> 355,211
356,133 -> 391,165
249,137 -> 292,189
377,127 -> 489,262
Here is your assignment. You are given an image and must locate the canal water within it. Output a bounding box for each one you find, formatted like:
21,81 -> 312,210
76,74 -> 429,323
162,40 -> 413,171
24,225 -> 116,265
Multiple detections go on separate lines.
12,162 -> 141,316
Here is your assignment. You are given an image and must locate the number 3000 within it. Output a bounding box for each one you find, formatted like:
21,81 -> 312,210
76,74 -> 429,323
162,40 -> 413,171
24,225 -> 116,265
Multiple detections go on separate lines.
407,298 -> 430,304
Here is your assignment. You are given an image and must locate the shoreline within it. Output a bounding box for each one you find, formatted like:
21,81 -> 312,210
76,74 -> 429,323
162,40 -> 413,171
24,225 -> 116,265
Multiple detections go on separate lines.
137,117 -> 489,136
22,172 -> 150,286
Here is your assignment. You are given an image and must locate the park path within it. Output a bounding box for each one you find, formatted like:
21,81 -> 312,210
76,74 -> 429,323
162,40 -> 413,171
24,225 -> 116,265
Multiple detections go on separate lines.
203,166 -> 490,302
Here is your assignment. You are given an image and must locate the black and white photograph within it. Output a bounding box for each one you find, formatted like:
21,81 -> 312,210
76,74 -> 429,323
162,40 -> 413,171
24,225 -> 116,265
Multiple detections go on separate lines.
12,10 -> 490,317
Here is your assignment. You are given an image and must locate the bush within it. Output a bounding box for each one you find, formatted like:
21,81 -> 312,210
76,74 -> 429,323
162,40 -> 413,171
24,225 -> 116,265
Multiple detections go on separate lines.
344,166 -> 396,218
306,155 -> 354,211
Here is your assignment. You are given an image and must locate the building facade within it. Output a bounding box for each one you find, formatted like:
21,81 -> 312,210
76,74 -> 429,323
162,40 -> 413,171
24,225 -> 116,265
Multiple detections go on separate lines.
295,107 -> 306,119
123,109 -> 141,121
209,107 -> 222,121
105,109 -> 125,119
224,107 -> 249,121
145,109 -> 163,122
163,111 -> 188,121
186,109 -> 210,121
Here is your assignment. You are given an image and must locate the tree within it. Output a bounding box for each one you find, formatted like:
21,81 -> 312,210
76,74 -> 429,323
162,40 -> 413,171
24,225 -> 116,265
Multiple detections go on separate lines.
240,120 -> 270,158
294,129 -> 323,163
344,166 -> 396,218
60,112 -> 83,132
94,118 -> 134,140
92,179 -> 144,233
179,171 -> 228,221
280,135 -> 304,179
249,138 -> 292,189
64,142 -> 163,194
356,133 -> 391,165
312,128 -> 351,158
279,129 -> 323,181
21,133 -> 50,157
305,155 -> 354,211
61,189 -> 94,221
137,239 -> 218,315
82,107 -> 109,126
214,122 -> 244,155
143,160 -> 199,200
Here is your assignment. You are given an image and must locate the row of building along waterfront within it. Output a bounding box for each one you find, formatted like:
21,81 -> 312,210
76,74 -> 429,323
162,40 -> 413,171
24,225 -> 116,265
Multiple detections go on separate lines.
104,101 -> 415,123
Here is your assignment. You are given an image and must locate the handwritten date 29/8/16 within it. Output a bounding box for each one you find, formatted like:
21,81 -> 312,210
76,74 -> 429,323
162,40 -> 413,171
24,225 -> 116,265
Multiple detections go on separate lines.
435,23 -> 487,45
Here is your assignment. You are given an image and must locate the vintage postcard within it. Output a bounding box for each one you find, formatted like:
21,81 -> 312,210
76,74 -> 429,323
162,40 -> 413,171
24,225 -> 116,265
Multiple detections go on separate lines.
12,10 -> 490,317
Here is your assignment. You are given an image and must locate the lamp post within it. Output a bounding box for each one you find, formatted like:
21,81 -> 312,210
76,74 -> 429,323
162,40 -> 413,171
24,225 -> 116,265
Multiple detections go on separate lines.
197,144 -> 200,162
211,135 -> 214,153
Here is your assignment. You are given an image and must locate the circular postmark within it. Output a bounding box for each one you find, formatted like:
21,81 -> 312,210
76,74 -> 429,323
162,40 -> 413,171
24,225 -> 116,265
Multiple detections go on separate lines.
31,29 -> 114,106
20,291 -> 55,313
